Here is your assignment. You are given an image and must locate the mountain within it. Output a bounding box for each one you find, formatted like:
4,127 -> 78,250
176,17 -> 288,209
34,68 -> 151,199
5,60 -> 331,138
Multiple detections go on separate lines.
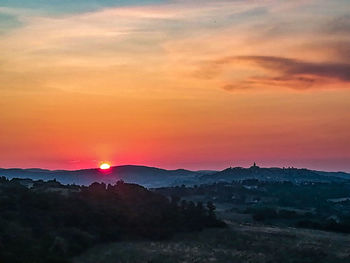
1,165 -> 350,188
0,165 -> 199,187
200,165 -> 350,183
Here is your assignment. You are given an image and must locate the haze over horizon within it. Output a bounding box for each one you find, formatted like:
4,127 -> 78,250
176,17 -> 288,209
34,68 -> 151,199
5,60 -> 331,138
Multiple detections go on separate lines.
2,162 -> 350,174
1,0 -> 349,172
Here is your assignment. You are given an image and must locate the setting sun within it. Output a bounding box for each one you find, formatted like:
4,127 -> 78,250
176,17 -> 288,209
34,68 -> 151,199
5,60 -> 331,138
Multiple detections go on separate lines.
100,163 -> 111,170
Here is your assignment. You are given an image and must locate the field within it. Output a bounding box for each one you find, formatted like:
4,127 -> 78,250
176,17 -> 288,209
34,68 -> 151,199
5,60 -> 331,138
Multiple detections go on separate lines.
74,221 -> 350,263
74,181 -> 350,263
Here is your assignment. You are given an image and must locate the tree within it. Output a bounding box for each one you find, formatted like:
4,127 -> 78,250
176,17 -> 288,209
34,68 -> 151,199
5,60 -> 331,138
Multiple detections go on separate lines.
207,201 -> 216,219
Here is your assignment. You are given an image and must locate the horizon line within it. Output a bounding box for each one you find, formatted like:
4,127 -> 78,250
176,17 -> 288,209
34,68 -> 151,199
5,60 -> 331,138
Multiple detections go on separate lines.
1,164 -> 349,174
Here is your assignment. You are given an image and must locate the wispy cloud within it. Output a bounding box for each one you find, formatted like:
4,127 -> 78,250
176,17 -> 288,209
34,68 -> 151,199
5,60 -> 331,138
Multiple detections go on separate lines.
196,56 -> 350,90
239,56 -> 350,81
1,0 -> 350,170
1,0 -> 350,93
325,14 -> 350,34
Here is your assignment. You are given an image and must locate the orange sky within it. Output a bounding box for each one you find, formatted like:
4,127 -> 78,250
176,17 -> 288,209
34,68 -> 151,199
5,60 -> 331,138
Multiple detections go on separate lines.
0,0 -> 350,171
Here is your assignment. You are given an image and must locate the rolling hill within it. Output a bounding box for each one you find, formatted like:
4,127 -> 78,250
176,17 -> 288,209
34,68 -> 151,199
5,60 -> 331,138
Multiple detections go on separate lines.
0,164 -> 349,187
0,165 -> 199,187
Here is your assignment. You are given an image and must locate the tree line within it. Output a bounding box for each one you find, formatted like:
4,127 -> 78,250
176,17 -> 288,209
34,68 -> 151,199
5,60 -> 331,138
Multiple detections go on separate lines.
0,177 -> 225,263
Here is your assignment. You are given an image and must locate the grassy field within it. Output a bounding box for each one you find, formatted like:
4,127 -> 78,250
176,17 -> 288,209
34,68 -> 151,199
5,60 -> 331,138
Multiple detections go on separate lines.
74,221 -> 350,263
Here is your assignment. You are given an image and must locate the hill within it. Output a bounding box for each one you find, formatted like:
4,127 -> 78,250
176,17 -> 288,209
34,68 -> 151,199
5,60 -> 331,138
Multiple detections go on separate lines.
0,164 -> 349,188
200,165 -> 350,183
0,165 -> 199,187
0,177 -> 224,263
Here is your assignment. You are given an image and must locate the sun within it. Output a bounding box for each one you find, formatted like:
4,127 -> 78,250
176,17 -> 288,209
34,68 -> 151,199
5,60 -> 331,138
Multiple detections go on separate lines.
99,162 -> 111,170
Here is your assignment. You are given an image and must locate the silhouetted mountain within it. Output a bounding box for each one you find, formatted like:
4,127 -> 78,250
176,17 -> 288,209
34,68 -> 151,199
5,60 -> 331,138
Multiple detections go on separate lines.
0,165 -> 199,187
200,166 -> 350,183
196,170 -> 218,175
315,171 -> 350,180
0,165 -> 349,187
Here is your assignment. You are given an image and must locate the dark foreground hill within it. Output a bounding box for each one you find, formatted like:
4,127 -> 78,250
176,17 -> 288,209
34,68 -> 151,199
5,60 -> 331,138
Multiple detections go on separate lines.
0,177 -> 224,263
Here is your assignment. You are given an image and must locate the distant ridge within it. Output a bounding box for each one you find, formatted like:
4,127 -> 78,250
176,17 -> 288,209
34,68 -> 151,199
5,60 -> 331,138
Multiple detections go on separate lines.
200,166 -> 350,183
0,165 -> 349,187
0,165 -> 199,187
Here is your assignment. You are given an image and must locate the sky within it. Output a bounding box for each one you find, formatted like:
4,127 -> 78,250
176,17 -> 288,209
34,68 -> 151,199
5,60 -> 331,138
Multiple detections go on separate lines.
0,0 -> 349,171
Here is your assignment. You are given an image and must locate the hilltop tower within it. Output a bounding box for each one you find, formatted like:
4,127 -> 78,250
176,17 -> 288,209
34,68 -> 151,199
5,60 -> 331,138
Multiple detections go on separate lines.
250,162 -> 259,169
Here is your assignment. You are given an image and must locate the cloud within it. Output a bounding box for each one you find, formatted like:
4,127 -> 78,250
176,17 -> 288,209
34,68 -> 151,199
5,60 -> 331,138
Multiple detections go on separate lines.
222,83 -> 254,91
0,0 -> 273,70
0,0 -> 167,15
330,41 -> 350,61
1,0 -> 350,93
325,14 -> 350,34
238,56 -> 350,82
196,55 -> 350,91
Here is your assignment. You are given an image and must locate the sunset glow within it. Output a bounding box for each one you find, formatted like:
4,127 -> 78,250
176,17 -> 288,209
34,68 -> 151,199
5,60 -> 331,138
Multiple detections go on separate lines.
100,163 -> 111,170
0,0 -> 349,172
